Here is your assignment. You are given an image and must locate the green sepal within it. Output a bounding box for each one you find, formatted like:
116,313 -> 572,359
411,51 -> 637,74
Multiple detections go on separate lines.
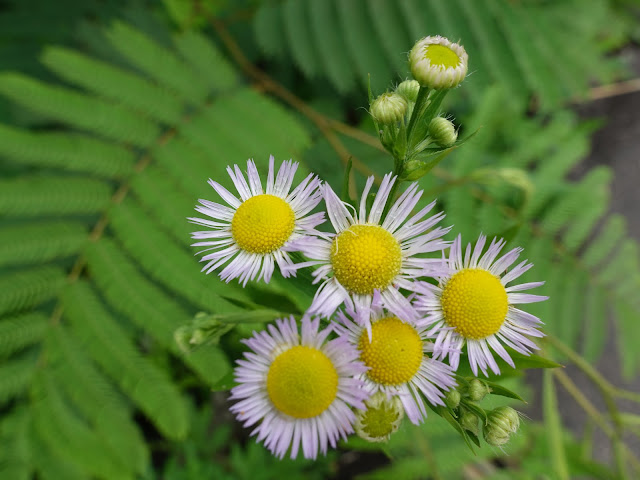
209,369 -> 237,392
482,379 -> 527,402
429,404 -> 479,452
407,89 -> 448,152
401,145 -> 457,181
174,310 -> 285,353
460,399 -> 489,425
402,129 -> 479,181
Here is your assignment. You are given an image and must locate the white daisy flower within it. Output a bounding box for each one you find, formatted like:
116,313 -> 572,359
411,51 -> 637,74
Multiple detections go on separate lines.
229,316 -> 368,460
334,305 -> 456,425
409,36 -> 468,90
188,156 -> 324,285
414,234 -> 548,377
290,173 -> 450,334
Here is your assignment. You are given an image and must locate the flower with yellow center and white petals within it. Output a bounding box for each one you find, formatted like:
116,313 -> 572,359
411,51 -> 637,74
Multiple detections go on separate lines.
289,173 -> 451,334
414,235 -> 548,376
334,306 -> 456,425
230,316 -> 368,460
409,36 -> 468,89
189,156 -> 324,285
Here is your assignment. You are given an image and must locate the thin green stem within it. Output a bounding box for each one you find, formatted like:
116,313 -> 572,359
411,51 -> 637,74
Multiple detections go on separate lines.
545,335 -> 640,404
546,334 -> 631,479
412,428 -> 442,480
406,86 -> 429,143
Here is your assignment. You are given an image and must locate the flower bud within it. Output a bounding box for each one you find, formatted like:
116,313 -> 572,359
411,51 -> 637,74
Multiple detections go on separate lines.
428,117 -> 457,147
444,389 -> 461,409
460,410 -> 479,436
395,79 -> 420,102
467,379 -> 490,402
370,92 -> 408,125
409,36 -> 468,89
484,406 -> 520,447
354,392 -> 404,443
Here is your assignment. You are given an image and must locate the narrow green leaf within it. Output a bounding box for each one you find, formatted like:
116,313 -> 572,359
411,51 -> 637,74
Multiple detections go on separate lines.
341,157 -> 353,202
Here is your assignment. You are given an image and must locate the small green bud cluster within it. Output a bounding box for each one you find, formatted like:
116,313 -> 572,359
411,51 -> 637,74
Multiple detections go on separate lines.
371,92 -> 408,125
367,35 -> 470,182
467,378 -> 490,402
484,407 -> 520,447
428,117 -> 458,147
444,377 -> 522,448
395,79 -> 420,102
174,312 -> 234,353
444,388 -> 461,409
460,410 -> 480,436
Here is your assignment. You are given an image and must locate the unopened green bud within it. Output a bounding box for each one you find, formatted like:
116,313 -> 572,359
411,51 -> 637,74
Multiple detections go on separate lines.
395,79 -> 420,102
468,379 -> 490,402
484,406 -> 520,447
428,117 -> 457,147
370,92 -> 408,125
355,392 -> 404,443
445,389 -> 461,409
460,410 -> 479,436
174,326 -> 192,353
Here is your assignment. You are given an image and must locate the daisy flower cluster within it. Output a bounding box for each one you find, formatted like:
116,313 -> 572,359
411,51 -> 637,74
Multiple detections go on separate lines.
187,35 -> 548,460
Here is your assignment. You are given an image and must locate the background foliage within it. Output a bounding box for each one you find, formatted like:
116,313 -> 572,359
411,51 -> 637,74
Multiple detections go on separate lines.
0,0 -> 639,478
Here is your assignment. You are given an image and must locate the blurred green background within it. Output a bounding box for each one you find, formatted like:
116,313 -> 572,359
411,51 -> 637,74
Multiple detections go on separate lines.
1,0 -> 640,478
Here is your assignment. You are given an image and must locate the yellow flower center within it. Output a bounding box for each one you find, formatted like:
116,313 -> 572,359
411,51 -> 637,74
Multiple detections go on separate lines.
424,44 -> 460,69
440,268 -> 509,340
359,317 -> 423,386
330,225 -> 402,295
231,194 -> 295,254
266,346 -> 338,419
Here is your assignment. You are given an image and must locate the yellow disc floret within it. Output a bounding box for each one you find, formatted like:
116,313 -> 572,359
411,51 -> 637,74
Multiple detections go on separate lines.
266,346 -> 338,419
424,44 -> 460,69
330,225 -> 402,295
359,317 -> 423,386
440,268 -> 509,340
231,194 -> 295,254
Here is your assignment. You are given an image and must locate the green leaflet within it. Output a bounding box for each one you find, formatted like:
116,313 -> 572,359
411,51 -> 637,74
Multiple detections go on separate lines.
0,266 -> 67,316
0,177 -> 112,217
0,312 -> 48,358
63,282 -> 190,440
0,124 -> 135,177
0,73 -> 160,146
0,17 -> 319,476
0,222 -> 87,268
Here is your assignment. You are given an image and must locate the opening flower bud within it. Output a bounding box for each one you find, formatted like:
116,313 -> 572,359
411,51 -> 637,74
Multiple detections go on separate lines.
467,379 -> 490,402
370,92 -> 408,125
409,36 -> 468,89
395,79 -> 420,102
354,392 -> 404,443
428,117 -> 458,147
